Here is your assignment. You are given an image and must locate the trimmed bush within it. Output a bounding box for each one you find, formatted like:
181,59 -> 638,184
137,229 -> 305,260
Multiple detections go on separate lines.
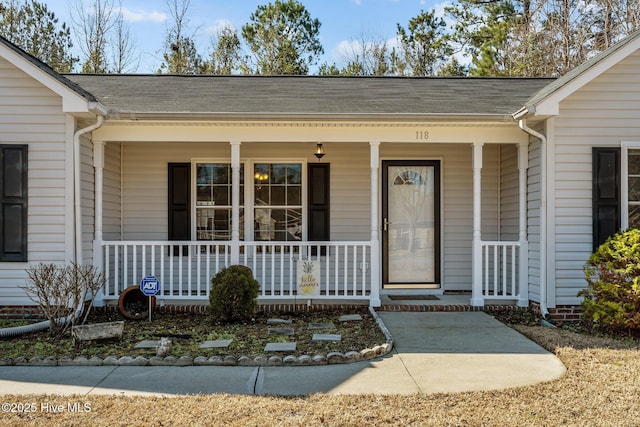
209,265 -> 259,322
580,228 -> 640,335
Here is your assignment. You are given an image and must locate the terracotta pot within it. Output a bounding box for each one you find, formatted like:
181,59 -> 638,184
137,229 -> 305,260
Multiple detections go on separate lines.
117,285 -> 156,320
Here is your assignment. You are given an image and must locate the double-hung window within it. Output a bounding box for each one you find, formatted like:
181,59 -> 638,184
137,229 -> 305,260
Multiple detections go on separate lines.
195,163 -> 244,240
253,163 -> 303,241
193,160 -> 304,242
622,143 -> 640,229
0,145 -> 28,262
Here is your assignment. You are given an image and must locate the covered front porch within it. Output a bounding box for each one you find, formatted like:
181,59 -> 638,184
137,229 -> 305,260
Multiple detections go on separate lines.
87,121 -> 531,308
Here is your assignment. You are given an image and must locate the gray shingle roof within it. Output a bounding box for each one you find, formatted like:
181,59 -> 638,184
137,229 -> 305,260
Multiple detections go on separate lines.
64,74 -> 555,119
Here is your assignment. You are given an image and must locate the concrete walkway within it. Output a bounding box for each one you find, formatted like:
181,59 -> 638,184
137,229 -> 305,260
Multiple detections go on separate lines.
0,312 -> 565,396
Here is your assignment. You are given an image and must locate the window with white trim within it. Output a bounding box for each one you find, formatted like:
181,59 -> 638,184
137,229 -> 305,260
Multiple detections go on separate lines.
195,163 -> 244,240
622,143 -> 640,229
193,161 -> 304,242
253,163 -> 302,241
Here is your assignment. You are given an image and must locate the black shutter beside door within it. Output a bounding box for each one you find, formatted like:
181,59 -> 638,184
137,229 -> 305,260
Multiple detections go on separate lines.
308,163 -> 330,255
592,147 -> 621,251
168,163 -> 190,255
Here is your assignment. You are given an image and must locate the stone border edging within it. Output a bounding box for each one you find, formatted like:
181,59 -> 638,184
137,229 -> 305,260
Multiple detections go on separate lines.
0,309 -> 394,367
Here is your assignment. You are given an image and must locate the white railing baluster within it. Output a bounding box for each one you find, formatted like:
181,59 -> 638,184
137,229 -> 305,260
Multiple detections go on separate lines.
101,241 -> 371,303
478,241 -> 522,302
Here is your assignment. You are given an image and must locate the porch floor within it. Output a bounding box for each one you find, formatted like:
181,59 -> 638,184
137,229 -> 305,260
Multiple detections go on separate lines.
378,292 -> 524,312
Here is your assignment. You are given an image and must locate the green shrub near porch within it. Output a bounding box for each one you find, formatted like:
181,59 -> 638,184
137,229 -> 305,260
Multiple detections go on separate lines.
581,228 -> 640,335
209,265 -> 259,322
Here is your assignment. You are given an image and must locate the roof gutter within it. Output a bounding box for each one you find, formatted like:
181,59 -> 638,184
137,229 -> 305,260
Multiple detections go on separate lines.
106,111 -> 517,123
73,111 -> 104,265
518,117 -> 550,319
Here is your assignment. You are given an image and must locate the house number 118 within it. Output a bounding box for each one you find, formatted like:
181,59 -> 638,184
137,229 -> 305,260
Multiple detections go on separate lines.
415,130 -> 429,140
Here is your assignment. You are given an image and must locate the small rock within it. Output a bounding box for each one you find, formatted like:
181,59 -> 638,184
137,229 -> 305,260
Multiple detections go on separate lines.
326,352 -> 345,364
14,356 -> 28,366
360,348 -> 376,359
27,356 -> 44,366
238,356 -> 253,366
57,356 -> 73,366
312,354 -> 327,365
253,356 -> 268,365
176,356 -> 193,366
207,356 -> 224,365
267,355 -> 283,366
102,356 -> 118,366
73,356 -> 89,366
193,356 -> 209,366
87,356 -> 103,366
345,351 -> 361,362
221,355 -> 237,366
0,357 -> 13,366
283,355 -> 298,365
297,355 -> 313,365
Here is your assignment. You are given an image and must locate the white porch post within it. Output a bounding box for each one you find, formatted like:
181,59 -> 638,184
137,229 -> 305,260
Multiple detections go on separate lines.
92,140 -> 105,306
518,142 -> 530,307
230,140 -> 241,265
471,142 -> 484,306
369,141 -> 381,307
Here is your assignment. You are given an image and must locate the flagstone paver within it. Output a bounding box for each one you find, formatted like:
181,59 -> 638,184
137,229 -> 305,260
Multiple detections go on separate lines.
312,333 -> 342,342
199,339 -> 233,349
133,340 -> 161,349
339,314 -> 363,322
264,342 -> 297,352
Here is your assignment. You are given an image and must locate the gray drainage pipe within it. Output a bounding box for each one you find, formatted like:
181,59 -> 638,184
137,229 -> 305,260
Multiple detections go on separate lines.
0,320 -> 51,338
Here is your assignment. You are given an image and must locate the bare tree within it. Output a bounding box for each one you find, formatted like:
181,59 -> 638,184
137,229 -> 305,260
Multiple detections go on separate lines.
72,0 -> 117,73
110,5 -> 138,73
159,0 -> 203,74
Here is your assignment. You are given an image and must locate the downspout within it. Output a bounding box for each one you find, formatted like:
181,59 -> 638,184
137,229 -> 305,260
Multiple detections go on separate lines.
73,115 -> 104,265
518,118 -> 550,319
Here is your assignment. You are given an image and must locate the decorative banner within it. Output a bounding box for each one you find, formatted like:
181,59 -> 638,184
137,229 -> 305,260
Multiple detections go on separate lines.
297,260 -> 321,296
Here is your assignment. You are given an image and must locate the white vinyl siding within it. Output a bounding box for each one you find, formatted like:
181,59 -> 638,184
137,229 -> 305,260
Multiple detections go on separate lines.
527,138 -> 542,304
80,135 -> 94,264
552,51 -> 640,306
500,144 -> 519,241
0,57 -> 69,304
104,142 -> 122,240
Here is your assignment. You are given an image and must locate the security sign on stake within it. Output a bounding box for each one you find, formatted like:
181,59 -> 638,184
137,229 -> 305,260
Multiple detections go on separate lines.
140,275 -> 160,296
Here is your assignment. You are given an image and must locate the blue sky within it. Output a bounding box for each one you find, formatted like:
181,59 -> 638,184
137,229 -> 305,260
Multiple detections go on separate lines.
42,0 -> 448,73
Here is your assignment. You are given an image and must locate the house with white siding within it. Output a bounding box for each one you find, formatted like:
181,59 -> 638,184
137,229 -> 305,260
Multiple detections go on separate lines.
2,30 -> 639,320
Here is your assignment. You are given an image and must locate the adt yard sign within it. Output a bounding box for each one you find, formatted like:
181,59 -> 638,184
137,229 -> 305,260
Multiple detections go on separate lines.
140,275 -> 159,322
140,275 -> 160,296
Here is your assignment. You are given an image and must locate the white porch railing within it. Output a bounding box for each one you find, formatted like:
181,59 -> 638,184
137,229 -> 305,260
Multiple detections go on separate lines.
480,241 -> 528,305
241,241 -> 371,300
100,240 -> 371,302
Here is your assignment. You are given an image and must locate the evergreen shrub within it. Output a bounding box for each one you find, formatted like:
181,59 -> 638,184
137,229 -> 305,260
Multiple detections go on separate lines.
581,228 -> 640,335
209,265 -> 259,322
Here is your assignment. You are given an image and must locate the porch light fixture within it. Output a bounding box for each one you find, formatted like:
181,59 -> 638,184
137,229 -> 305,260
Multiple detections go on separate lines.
314,143 -> 325,160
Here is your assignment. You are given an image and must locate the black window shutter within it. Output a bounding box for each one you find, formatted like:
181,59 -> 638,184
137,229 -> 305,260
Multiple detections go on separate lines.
168,163 -> 190,255
308,163 -> 330,255
592,147 -> 621,251
0,145 -> 28,262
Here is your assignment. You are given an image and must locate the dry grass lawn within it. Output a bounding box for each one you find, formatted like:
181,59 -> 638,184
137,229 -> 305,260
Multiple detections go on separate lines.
2,324 -> 640,427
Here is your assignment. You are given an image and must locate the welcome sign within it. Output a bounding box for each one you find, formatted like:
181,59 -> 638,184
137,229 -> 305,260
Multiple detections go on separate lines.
297,260 -> 320,296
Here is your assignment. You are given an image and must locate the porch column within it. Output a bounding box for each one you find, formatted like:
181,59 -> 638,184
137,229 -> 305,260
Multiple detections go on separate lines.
92,140 -> 105,306
230,140 -> 241,265
518,142 -> 530,307
369,141 -> 381,307
471,142 -> 484,306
